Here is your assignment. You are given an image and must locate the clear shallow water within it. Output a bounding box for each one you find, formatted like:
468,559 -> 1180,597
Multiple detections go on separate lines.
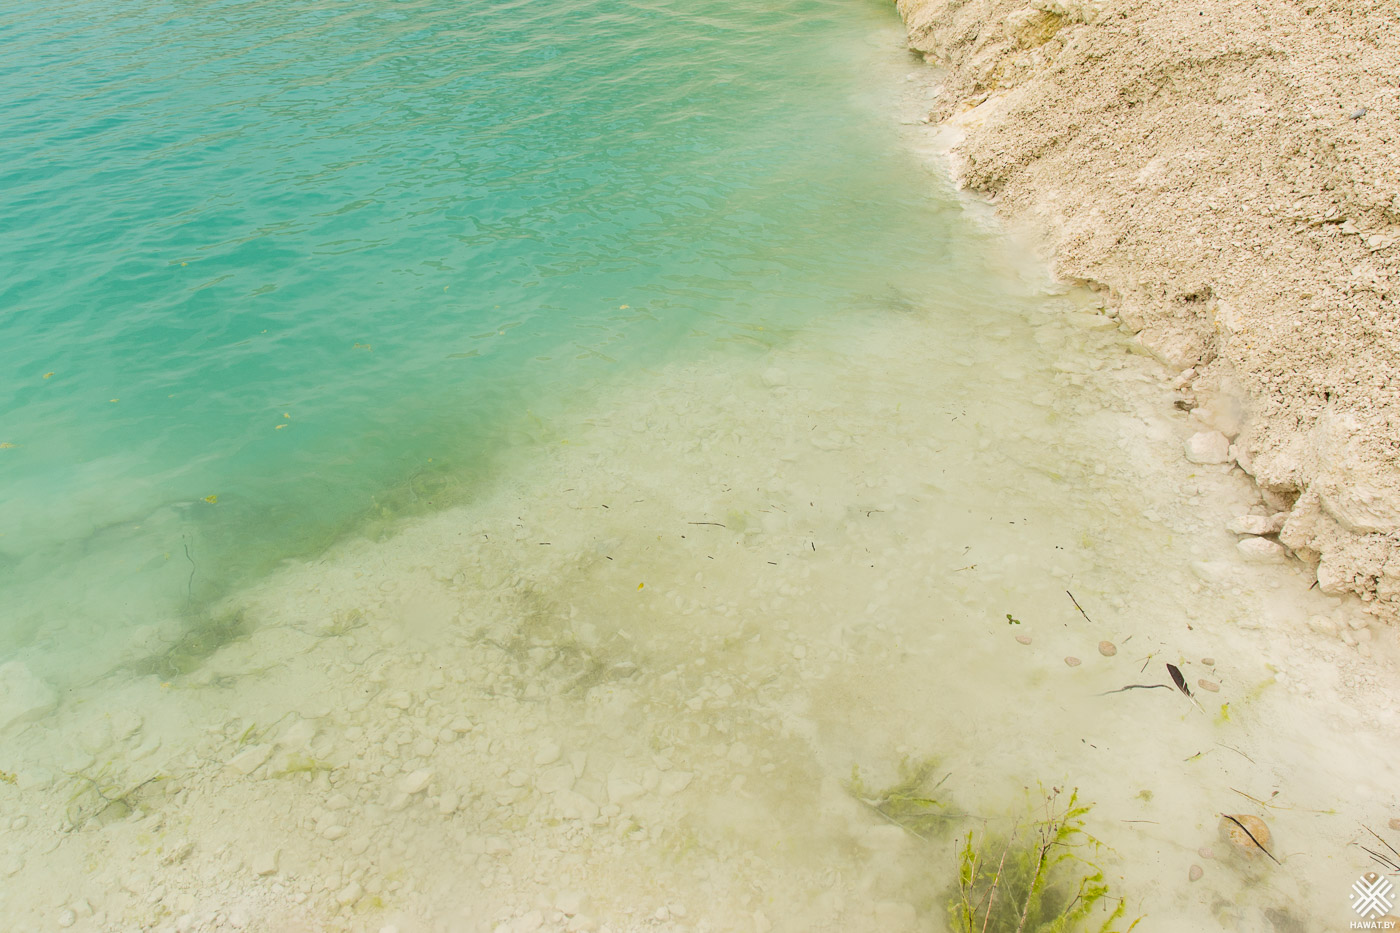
4,2 -> 1398,932
1,0 -> 990,672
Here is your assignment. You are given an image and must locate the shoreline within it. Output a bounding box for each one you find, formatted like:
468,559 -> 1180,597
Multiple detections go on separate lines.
895,0 -> 1400,624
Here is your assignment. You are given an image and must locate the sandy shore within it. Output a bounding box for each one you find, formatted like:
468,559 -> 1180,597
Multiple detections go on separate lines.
896,0 -> 1400,623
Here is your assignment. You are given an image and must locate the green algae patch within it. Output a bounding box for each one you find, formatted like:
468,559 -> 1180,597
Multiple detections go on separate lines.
949,788 -> 1139,933
845,757 -> 956,841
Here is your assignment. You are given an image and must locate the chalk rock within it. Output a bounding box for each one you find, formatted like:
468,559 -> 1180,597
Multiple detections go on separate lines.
513,912 -> 544,933
336,882 -> 363,906
226,744 -> 273,775
607,776 -> 645,805
1320,483 -> 1400,535
0,662 -> 57,732
534,741 -> 562,766
1015,634 -> 1032,645
1227,515 -> 1275,536
761,368 -> 789,388
398,769 -> 433,794
1316,558 -> 1352,595
1063,311 -> 1117,331
555,891 -> 587,916
537,765 -> 575,795
555,790 -> 599,821
1307,615 -> 1339,636
658,771 -> 693,796
1184,431 -> 1231,464
253,850 -> 279,876
1237,537 -> 1286,563
278,717 -> 317,749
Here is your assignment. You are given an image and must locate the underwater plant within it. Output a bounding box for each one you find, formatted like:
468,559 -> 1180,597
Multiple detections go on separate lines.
845,756 -> 956,840
948,788 -> 1138,933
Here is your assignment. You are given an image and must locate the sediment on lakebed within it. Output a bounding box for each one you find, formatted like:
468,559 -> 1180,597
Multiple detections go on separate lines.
895,0 -> 1400,622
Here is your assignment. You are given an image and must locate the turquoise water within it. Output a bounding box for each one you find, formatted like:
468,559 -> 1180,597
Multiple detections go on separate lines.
0,0 -> 997,676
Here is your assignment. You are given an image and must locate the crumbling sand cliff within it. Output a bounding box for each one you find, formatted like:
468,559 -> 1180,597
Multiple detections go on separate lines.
896,0 -> 1400,621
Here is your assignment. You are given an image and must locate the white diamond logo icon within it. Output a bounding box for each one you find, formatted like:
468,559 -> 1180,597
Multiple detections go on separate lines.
1351,872 -> 1396,919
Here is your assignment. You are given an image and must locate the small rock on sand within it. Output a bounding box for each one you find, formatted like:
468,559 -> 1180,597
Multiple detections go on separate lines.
253,850 -> 279,876
1201,657 -> 1215,666
1198,679 -> 1220,692
1098,641 -> 1116,657
1188,865 -> 1203,882
1198,846 -> 1214,859
1064,656 -> 1081,667
1227,515 -> 1274,536
1015,634 -> 1032,645
1237,537 -> 1286,563
1389,818 -> 1400,832
1185,431 -> 1231,464
1220,814 -> 1272,859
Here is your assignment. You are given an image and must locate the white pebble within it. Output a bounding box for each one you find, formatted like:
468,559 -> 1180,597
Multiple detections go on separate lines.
398,769 -> 433,794
253,850 -> 280,876
1237,537 -> 1285,562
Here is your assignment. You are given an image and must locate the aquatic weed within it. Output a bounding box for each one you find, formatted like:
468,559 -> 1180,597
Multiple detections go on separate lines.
949,788 -> 1138,933
845,756 -> 955,840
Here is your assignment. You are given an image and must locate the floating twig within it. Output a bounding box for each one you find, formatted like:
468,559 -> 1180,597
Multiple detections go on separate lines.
1220,814 -> 1281,864
1359,827 -> 1400,873
1065,590 -> 1095,626
1095,684 -> 1171,696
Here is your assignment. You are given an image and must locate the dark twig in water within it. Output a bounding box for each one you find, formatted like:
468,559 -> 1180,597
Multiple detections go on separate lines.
1221,814 -> 1281,864
1360,827 -> 1400,873
1362,848 -> 1399,873
1065,590 -> 1094,626
1217,745 -> 1255,763
1231,787 -> 1334,812
182,536 -> 196,601
1095,684 -> 1171,696
687,522 -> 726,527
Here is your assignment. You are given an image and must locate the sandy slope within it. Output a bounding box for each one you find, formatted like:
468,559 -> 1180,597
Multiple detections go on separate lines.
895,0 -> 1400,622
